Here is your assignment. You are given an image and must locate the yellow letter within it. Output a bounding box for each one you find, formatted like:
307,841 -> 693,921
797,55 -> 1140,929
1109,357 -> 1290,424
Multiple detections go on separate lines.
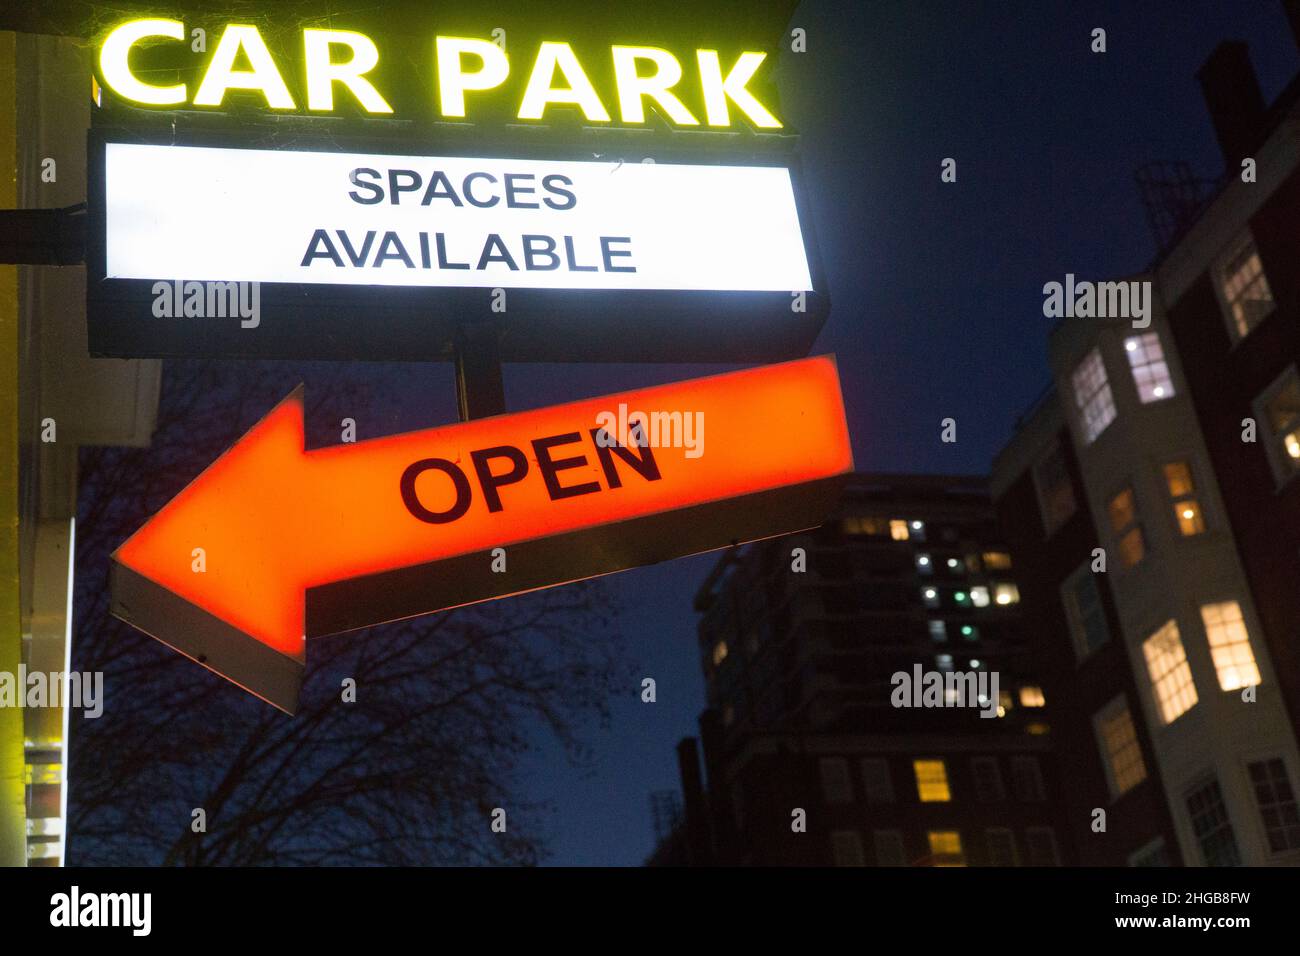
518,41 -> 609,122
193,24 -> 295,109
304,29 -> 392,113
697,50 -> 782,129
611,46 -> 698,125
99,18 -> 186,106
436,36 -> 509,118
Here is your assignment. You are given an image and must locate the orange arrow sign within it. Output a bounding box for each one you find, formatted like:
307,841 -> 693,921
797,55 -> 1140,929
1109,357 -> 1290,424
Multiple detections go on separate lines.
111,356 -> 852,713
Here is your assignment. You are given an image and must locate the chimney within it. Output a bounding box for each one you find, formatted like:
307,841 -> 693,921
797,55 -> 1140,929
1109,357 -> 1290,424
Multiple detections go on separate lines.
1284,0 -> 1300,50
1197,41 -> 1266,169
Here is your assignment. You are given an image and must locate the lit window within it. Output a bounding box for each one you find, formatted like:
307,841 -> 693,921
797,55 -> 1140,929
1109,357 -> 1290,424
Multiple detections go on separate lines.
1124,333 -> 1176,403
819,757 -> 853,805
1143,620 -> 1198,724
1217,230 -> 1274,340
1094,696 -> 1148,798
968,586 -> 989,608
1247,758 -> 1300,854
935,653 -> 954,671
1108,487 -> 1146,568
1255,367 -> 1300,485
1163,461 -> 1205,536
998,690 -> 1013,713
1024,827 -> 1060,865
914,759 -> 951,802
842,515 -> 889,536
873,829 -> 907,866
927,830 -> 965,866
1200,601 -> 1261,691
1186,777 -> 1240,866
971,757 -> 1006,802
961,624 -> 979,641
994,583 -> 1020,606
860,758 -> 895,804
982,551 -> 1012,570
1071,348 -> 1117,444
916,554 -> 932,574
946,557 -> 960,570
711,641 -> 728,666
928,620 -> 948,642
889,519 -> 910,541
1063,563 -> 1110,658
1034,442 -> 1077,533
1019,686 -> 1045,708
923,587 -> 940,608
986,828 -> 1017,866
830,830 -> 866,866
1010,756 -> 1046,801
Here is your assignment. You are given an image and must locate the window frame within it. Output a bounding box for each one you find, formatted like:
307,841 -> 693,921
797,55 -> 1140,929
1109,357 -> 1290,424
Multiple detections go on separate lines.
1141,618 -> 1199,725
1106,482 -> 1147,569
1184,774 -> 1241,867
1123,331 -> 1177,404
872,828 -> 907,866
830,829 -> 866,866
1093,694 -> 1149,800
1032,439 -> 1079,537
818,756 -> 854,805
1071,347 -> 1119,445
1213,228 -> 1276,344
1245,755 -> 1300,856
1062,560 -> 1111,661
1159,458 -> 1208,537
1252,365 -> 1300,490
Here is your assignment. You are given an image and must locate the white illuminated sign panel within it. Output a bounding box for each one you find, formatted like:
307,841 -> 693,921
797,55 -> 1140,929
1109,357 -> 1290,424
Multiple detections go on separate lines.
104,143 -> 813,293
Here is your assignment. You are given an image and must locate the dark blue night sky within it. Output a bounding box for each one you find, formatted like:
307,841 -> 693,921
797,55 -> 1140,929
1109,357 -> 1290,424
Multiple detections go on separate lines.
502,1 -> 1300,866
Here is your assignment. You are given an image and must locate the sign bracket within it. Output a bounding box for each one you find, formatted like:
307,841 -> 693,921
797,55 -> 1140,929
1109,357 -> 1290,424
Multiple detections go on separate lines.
0,204 -> 85,265
454,322 -> 506,421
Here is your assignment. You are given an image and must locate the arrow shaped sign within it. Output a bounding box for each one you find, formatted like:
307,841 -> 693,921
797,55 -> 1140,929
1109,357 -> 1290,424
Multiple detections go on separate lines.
111,356 -> 853,713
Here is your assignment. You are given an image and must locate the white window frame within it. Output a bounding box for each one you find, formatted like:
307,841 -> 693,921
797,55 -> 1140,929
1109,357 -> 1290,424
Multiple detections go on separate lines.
1123,331 -> 1177,404
1071,347 -> 1118,445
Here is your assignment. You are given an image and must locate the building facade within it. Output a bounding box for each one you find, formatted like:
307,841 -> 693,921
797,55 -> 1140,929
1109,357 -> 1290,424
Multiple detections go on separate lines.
678,474 -> 1071,866
991,10 -> 1300,867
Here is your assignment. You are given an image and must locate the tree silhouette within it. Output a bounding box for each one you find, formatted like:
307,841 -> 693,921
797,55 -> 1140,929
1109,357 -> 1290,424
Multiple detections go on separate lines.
68,359 -> 626,865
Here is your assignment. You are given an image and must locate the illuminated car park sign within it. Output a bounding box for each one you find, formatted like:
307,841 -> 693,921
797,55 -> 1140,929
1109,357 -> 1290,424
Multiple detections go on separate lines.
96,20 -> 784,129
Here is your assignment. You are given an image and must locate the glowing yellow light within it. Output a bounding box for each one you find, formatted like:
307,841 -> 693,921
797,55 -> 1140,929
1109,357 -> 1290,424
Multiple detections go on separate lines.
303,29 -> 392,113
518,41 -> 610,122
98,18 -> 187,106
696,50 -> 782,128
611,46 -> 698,125
437,36 -> 510,118
193,25 -> 296,109
1286,433 -> 1300,459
